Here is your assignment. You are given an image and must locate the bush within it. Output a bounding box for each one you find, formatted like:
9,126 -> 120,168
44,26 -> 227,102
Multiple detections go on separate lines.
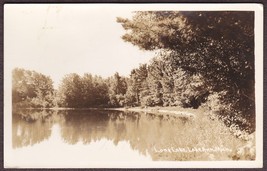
140,95 -> 154,107
204,91 -> 254,134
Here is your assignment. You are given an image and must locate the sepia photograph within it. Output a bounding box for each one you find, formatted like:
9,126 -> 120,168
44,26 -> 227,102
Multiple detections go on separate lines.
4,4 -> 263,168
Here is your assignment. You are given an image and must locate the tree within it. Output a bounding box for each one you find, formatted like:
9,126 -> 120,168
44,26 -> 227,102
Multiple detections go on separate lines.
124,78 -> 138,107
91,75 -> 109,107
107,72 -> 128,107
81,73 -> 94,107
113,72 -> 127,95
128,64 -> 148,106
57,73 -> 83,108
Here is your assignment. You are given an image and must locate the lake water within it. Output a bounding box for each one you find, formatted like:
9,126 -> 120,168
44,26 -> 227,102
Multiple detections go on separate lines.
11,108 -> 238,167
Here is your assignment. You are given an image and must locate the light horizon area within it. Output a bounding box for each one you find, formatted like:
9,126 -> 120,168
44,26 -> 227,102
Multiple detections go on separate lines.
4,4 -> 155,88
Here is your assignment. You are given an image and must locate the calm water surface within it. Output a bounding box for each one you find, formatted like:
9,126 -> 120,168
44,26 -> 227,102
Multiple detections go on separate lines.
12,109 -> 193,161
12,108 -> 236,166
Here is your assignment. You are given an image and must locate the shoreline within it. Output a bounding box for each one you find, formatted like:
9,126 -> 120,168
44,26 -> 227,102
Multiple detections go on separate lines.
111,106 -> 196,118
14,106 -> 196,118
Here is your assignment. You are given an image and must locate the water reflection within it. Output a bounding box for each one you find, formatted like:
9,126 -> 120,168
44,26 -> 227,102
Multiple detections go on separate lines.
12,109 -> 63,148
12,108 -> 234,161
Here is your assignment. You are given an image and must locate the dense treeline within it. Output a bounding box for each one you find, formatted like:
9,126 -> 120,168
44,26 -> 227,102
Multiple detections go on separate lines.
12,65 -> 208,109
12,11 -> 255,132
12,69 -> 129,108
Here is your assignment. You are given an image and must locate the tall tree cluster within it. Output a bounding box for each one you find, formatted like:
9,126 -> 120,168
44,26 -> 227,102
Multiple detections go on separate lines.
117,11 -> 255,132
57,73 -> 110,108
124,54 -> 209,108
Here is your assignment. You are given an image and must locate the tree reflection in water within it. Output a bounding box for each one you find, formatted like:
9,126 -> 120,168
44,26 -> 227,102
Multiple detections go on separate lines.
13,109 -> 235,161
12,109 -> 65,148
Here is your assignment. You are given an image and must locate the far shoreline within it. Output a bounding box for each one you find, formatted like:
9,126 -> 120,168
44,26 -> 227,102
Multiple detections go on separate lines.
111,106 -> 196,118
13,106 -> 197,118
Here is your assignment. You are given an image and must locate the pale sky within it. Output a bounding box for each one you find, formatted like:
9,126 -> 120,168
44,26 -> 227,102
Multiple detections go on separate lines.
4,4 -> 155,88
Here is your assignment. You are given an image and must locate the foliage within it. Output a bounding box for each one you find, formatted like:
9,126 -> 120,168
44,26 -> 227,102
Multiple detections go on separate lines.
117,11 -> 255,132
12,68 -> 55,108
107,72 -> 128,107
123,53 -> 208,109
57,73 -> 109,108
